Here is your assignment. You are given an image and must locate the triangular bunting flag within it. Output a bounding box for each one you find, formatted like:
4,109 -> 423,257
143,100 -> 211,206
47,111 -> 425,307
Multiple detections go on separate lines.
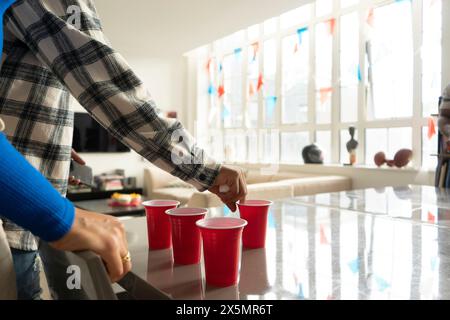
320,224 -> 329,245
428,117 -> 436,140
251,42 -> 259,62
427,211 -> 436,223
348,259 -> 359,274
297,27 -> 308,46
257,73 -> 264,91
328,18 -> 336,35
218,85 -> 225,98
374,275 -> 390,292
367,8 -> 374,27
208,84 -> 216,96
248,82 -> 255,96
319,87 -> 333,105
265,96 -> 277,118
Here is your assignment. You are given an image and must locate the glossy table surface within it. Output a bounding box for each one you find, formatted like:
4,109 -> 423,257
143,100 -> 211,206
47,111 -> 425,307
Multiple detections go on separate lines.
75,198 -> 147,217
122,185 -> 450,300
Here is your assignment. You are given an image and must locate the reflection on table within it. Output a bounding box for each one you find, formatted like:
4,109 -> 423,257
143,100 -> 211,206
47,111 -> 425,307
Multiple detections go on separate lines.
124,188 -> 450,300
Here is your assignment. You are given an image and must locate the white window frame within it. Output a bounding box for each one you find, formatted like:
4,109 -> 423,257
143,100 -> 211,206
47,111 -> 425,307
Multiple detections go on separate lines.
188,0 -> 449,169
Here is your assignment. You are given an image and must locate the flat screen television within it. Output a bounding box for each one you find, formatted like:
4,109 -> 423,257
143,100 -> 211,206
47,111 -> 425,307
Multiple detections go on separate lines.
73,112 -> 130,153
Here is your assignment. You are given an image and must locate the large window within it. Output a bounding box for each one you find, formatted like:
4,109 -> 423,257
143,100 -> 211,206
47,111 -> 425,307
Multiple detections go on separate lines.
192,0 -> 445,168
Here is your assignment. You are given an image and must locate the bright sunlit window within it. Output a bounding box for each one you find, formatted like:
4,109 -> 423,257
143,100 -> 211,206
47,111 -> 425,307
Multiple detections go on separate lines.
191,0 -> 445,169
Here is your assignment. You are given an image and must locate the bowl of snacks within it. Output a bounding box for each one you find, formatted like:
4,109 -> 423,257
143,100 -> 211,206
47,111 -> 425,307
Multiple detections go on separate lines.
110,193 -> 142,207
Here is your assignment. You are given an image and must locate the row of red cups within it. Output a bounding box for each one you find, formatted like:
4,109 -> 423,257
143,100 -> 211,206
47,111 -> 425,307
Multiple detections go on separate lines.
143,199 -> 273,287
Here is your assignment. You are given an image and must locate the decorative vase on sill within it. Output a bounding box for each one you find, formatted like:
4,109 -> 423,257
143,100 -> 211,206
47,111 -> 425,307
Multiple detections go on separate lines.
346,126 -> 358,166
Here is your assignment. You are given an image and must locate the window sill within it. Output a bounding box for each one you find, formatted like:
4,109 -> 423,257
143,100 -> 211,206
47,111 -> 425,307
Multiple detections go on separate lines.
230,162 -> 436,175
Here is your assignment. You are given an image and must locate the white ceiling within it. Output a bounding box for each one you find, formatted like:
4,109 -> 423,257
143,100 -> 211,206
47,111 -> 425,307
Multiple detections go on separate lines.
94,0 -> 313,58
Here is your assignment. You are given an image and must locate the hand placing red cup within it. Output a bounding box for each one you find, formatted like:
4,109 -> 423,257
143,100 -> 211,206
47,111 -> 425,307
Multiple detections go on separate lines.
237,200 -> 273,249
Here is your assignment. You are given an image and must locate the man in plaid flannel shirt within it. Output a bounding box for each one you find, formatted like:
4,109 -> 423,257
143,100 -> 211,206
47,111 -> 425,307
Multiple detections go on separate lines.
0,0 -> 247,299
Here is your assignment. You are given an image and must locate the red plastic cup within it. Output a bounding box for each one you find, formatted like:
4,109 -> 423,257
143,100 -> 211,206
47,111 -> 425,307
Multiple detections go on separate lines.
143,200 -> 180,250
166,207 -> 208,265
237,200 -> 273,249
196,217 -> 248,287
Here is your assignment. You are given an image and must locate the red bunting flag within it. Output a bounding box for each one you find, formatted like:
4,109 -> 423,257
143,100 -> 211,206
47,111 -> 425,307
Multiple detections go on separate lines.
428,117 -> 436,140
257,73 -> 264,91
218,85 -> 225,98
320,225 -> 329,245
251,42 -> 259,61
367,8 -> 374,27
319,87 -> 333,105
249,82 -> 255,96
328,18 -> 336,35
428,211 -> 435,223
206,58 -> 212,72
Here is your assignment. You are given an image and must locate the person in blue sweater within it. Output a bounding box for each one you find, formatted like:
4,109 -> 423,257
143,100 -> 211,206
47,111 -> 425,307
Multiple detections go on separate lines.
0,121 -> 131,298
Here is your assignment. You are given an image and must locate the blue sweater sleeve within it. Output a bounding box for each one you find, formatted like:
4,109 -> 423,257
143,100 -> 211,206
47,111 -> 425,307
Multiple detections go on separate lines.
0,133 -> 75,242
0,0 -> 16,54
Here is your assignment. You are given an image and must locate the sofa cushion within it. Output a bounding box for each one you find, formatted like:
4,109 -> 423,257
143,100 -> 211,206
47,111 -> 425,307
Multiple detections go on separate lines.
270,172 -> 316,182
245,170 -> 273,184
144,166 -> 179,191
285,176 -> 352,196
151,188 -> 196,205
187,182 -> 294,208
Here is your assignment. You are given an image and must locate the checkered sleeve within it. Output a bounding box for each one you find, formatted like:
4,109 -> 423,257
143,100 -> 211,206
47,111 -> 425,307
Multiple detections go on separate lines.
5,0 -> 221,191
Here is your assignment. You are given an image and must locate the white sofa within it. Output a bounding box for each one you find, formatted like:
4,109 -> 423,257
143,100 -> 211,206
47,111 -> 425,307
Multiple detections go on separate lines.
143,165 -> 352,208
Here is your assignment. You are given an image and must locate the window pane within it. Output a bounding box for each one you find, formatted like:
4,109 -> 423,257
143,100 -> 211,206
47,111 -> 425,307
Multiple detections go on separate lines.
264,39 -> 277,127
264,39 -> 277,77
224,131 -> 236,162
234,131 -> 247,163
264,18 -> 277,36
340,0 -> 359,8
422,126 -> 438,169
367,1 -> 414,119
247,43 -> 259,128
248,24 -> 260,42
316,131 -> 331,163
221,31 -> 245,52
282,31 -> 309,124
223,54 -> 243,128
209,130 -> 224,162
264,39 -> 277,99
281,132 -> 310,164
261,131 -> 280,163
280,5 -> 311,30
340,128 -> 359,164
316,21 -> 333,124
340,12 -> 359,123
224,131 -> 246,163
422,0 -> 442,116
316,0 -> 333,17
247,130 -> 258,163
365,128 -> 412,165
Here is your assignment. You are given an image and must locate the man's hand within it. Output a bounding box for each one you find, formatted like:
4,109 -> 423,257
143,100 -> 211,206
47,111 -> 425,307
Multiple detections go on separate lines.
69,149 -> 86,186
208,165 -> 247,212
50,208 -> 131,283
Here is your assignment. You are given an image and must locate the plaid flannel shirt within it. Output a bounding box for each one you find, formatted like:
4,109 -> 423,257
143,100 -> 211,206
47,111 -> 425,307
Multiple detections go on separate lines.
0,0 -> 220,251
